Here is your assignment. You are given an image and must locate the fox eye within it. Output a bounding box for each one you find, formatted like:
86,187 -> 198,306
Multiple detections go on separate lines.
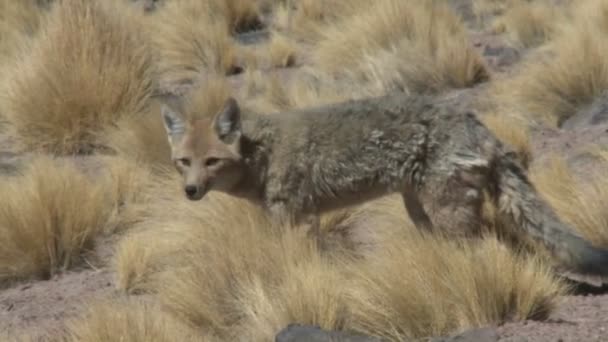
177,158 -> 191,167
205,157 -> 220,167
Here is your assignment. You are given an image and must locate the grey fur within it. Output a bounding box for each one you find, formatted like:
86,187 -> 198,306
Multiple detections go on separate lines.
173,91 -> 608,279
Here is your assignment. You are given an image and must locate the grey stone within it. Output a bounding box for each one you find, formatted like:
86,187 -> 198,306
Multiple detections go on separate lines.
562,92 -> 608,129
430,327 -> 499,342
275,324 -> 385,342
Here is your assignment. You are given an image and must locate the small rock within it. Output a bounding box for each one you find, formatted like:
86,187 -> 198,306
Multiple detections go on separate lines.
275,324 -> 385,342
430,327 -> 499,342
562,91 -> 608,129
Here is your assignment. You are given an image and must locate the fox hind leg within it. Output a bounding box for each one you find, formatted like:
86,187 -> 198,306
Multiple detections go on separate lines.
401,188 -> 435,233
417,155 -> 490,237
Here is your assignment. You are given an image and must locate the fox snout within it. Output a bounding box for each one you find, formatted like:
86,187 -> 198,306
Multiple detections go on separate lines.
184,184 -> 207,201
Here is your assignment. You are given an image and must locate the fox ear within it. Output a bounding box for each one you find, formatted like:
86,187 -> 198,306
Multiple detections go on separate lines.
159,94 -> 186,138
214,97 -> 241,142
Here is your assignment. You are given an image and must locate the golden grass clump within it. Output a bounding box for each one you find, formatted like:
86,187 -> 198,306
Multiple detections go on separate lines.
493,1 -> 608,127
0,0 -> 48,59
312,0 -> 489,94
0,153 -> 158,285
267,31 -> 297,68
149,0 -> 240,84
0,0 -> 155,154
273,0 -> 368,42
64,298 -> 212,342
242,69 -> 351,114
165,75 -> 234,121
492,2 -> 564,49
118,191 -> 349,341
346,231 -> 564,340
479,112 -> 532,170
0,156 -> 110,283
100,156 -> 162,232
98,101 -> 173,169
530,155 -> 608,248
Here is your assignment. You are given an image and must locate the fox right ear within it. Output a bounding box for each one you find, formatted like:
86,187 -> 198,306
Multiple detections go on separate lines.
161,105 -> 185,137
158,94 -> 186,137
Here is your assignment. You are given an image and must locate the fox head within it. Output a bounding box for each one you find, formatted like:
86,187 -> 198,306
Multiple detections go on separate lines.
160,95 -> 245,201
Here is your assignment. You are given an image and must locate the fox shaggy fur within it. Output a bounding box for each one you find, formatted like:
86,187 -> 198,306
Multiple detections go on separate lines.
159,90 -> 608,280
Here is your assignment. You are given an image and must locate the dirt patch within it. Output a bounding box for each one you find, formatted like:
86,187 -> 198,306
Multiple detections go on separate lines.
0,267 -> 114,339
498,292 -> 608,342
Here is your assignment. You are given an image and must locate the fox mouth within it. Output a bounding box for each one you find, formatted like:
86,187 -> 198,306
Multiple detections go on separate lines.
184,185 -> 208,201
186,192 -> 205,201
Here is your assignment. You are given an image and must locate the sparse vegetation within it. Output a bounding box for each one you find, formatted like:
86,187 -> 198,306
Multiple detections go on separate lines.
1,0 -> 607,341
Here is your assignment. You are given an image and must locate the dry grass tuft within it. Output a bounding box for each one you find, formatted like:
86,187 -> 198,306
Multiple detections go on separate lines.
530,156 -> 608,247
0,153 -> 158,285
268,31 -> 297,68
174,75 -> 234,121
480,112 -> 532,170
101,156 -> 163,233
64,298 -> 212,342
492,2 -> 564,48
273,0 -> 368,42
493,1 -> 608,127
0,156 -> 110,283
119,191 -> 349,341
0,0 -> 48,59
312,0 -> 489,94
98,101 -> 173,169
149,0 -> 240,84
242,67 -> 365,114
0,0 -> 155,154
347,231 -> 564,340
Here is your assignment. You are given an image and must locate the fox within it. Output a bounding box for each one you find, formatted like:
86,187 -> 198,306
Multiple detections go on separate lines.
158,89 -> 608,283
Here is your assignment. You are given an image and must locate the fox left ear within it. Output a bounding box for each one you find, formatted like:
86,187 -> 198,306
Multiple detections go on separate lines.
214,97 -> 241,143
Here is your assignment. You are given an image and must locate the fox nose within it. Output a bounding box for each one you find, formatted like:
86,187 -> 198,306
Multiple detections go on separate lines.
184,185 -> 198,198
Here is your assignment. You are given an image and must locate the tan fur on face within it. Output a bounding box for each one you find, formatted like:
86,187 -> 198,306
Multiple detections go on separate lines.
169,111 -> 244,199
